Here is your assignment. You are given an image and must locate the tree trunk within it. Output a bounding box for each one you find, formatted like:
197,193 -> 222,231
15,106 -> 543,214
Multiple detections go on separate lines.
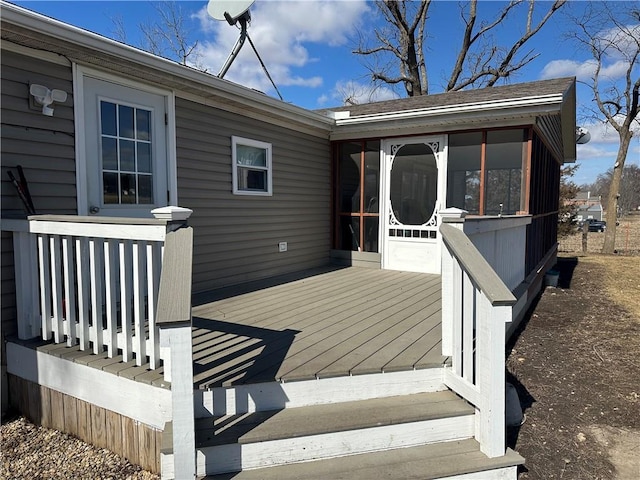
602,133 -> 632,253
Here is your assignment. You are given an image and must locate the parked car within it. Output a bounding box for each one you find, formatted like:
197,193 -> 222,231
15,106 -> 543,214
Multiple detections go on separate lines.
578,219 -> 607,232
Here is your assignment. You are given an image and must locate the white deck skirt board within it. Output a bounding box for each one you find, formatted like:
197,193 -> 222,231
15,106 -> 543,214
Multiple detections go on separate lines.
6,342 -> 171,428
198,368 -> 446,417
197,415 -> 475,475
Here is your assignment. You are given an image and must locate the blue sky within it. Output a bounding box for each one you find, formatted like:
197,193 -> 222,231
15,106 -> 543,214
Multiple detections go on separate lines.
11,0 -> 640,185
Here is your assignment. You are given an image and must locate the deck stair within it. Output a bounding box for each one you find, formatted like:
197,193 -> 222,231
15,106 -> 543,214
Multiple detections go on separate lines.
161,370 -> 523,479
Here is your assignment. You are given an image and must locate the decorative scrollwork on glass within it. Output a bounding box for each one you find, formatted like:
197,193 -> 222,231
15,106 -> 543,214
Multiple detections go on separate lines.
426,141 -> 440,154
389,209 -> 401,226
390,144 -> 403,157
424,206 -> 440,227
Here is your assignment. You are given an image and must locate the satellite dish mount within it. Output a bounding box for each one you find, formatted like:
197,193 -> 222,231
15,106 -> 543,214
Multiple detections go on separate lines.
207,0 -> 283,100
218,9 -> 250,78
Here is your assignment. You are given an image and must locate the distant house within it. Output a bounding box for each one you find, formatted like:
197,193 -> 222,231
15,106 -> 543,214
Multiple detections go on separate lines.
572,191 -> 604,221
1,2 -> 577,479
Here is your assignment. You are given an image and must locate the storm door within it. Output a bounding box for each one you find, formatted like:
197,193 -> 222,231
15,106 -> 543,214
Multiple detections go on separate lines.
83,75 -> 169,217
381,136 -> 446,273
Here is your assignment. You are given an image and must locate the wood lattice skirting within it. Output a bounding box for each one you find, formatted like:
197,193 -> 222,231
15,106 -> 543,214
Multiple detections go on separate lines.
7,374 -> 162,473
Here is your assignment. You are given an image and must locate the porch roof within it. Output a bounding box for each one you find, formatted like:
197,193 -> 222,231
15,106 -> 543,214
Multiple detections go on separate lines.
322,77 -> 577,163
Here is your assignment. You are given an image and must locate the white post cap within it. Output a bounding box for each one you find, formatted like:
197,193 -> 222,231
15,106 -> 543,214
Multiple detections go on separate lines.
151,206 -> 193,221
440,207 -> 468,222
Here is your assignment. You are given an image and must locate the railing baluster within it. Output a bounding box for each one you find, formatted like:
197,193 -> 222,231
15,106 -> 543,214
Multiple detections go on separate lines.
89,237 -> 104,354
104,239 -> 118,357
119,240 -> 133,362
62,235 -> 77,346
50,235 -> 64,343
37,234 -> 52,341
132,240 -> 146,365
451,259 -> 463,376
462,272 -> 475,382
146,241 -> 161,369
76,237 -> 90,350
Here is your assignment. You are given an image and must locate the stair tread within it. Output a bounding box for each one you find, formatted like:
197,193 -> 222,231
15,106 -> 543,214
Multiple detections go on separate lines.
194,390 -> 474,448
202,439 -> 525,480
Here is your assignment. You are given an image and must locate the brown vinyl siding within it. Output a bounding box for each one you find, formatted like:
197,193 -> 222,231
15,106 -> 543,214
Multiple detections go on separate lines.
175,97 -> 332,293
1,49 -> 76,347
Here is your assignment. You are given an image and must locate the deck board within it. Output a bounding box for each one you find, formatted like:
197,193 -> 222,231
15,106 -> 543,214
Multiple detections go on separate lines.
193,267 -> 446,388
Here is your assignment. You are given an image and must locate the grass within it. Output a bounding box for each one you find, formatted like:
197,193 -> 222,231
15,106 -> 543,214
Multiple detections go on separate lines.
578,255 -> 640,321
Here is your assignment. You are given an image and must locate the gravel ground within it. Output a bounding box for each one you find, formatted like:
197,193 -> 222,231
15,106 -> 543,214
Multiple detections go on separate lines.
0,415 -> 159,480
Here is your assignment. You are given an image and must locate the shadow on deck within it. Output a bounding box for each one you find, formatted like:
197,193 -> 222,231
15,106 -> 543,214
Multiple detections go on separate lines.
191,266 -> 445,389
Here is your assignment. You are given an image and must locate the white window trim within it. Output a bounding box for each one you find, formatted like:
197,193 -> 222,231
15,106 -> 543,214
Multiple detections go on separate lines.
232,136 -> 273,196
73,64 -> 177,216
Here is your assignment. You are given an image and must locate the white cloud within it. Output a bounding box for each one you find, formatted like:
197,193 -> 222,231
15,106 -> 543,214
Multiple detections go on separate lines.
540,59 -> 630,82
576,143 -> 615,161
599,23 -> 640,61
192,0 -> 370,94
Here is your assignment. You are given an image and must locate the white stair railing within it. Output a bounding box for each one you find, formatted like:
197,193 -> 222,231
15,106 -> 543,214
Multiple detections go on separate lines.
440,221 -> 516,458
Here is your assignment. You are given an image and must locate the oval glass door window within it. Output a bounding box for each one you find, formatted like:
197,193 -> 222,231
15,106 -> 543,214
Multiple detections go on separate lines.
390,143 -> 437,225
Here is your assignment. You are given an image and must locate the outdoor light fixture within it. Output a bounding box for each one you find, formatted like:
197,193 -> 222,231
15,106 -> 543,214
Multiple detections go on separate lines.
29,83 -> 67,116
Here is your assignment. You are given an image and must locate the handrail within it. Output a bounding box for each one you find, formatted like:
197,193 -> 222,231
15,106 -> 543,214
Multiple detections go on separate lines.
440,221 -> 516,458
156,226 -> 193,327
440,223 -> 516,306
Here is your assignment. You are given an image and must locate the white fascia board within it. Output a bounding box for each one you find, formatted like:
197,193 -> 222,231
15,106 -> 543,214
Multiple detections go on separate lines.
330,105 -> 551,141
0,1 -> 334,131
334,94 -> 564,127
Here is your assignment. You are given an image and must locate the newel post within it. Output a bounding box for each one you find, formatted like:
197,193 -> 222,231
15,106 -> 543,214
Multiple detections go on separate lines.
439,208 -> 467,357
153,207 -> 196,479
3,219 -> 40,339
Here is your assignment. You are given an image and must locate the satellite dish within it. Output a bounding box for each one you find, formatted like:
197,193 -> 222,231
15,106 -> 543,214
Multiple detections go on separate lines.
576,126 -> 591,145
207,0 -> 254,24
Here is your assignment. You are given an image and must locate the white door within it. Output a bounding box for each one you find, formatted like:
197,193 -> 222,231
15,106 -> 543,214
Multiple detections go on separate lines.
83,76 -> 169,217
381,136 -> 447,273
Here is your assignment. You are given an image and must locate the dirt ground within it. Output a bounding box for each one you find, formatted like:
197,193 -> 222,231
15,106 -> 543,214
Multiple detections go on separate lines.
507,230 -> 640,478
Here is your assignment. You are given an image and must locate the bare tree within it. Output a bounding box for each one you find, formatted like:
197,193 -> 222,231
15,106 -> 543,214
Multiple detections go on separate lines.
568,3 -> 640,253
354,0 -> 566,96
139,1 -> 204,69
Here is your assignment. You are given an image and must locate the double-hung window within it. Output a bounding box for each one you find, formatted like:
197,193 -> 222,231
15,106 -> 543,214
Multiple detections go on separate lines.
232,136 -> 272,196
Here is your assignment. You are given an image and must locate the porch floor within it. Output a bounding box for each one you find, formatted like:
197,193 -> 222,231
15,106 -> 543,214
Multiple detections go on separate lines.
15,267 -> 445,390
191,266 -> 445,388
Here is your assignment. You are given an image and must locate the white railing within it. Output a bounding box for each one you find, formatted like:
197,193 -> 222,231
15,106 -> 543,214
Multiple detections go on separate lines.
458,215 -> 531,292
440,220 -> 516,458
4,207 -> 193,370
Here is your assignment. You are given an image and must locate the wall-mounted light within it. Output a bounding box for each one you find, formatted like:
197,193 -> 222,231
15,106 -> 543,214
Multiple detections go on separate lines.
29,84 -> 67,116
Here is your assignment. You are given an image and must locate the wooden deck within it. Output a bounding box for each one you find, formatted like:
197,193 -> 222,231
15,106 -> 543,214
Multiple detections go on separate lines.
191,266 -> 445,389
12,267 -> 444,391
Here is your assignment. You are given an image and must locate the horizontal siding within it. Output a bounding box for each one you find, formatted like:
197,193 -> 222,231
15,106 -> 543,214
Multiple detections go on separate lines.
175,97 -> 332,293
1,49 -> 76,354
1,50 -> 76,217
